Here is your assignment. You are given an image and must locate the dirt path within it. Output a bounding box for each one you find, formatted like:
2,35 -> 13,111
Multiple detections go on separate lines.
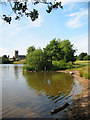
56,70 -> 89,119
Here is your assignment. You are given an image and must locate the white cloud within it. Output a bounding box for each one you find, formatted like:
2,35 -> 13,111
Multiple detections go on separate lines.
0,14 -> 43,37
70,34 -> 88,55
55,0 -> 89,5
0,47 -> 12,57
66,8 -> 88,28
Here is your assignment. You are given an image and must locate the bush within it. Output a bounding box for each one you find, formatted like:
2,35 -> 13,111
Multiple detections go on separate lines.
23,65 -> 35,71
66,61 -> 74,69
83,55 -> 90,60
52,60 -> 74,70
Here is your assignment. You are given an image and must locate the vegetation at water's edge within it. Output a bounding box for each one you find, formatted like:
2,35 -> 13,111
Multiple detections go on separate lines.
22,38 -> 90,72
0,55 -> 26,64
78,65 -> 90,79
23,39 -> 76,71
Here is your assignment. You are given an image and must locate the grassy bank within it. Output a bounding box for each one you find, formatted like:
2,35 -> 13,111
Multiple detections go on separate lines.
78,66 -> 90,79
13,59 -> 26,64
73,61 -> 90,79
23,60 -> 90,80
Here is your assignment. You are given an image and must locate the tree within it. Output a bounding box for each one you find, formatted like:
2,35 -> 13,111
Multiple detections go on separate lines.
0,1 -> 63,24
77,52 -> 87,60
60,40 -> 76,62
83,55 -> 90,60
27,45 -> 35,54
2,55 -> 8,59
43,38 -> 63,64
44,39 -> 76,63
26,48 -> 51,70
1,55 -> 9,64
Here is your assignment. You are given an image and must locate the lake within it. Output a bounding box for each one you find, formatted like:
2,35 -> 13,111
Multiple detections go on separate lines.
0,64 -> 82,118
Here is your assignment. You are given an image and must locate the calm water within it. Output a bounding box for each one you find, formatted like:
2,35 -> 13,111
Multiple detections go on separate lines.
0,64 -> 82,118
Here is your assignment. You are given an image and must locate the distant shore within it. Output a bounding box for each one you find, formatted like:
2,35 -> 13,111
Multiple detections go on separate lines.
56,70 -> 89,119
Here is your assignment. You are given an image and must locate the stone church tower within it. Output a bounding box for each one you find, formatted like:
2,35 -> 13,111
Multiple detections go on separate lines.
15,50 -> 18,58
14,50 -> 26,59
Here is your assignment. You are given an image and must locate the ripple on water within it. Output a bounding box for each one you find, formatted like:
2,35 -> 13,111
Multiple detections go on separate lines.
1,65 -> 82,118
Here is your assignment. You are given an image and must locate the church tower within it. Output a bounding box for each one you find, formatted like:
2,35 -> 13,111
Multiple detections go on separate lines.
15,50 -> 18,58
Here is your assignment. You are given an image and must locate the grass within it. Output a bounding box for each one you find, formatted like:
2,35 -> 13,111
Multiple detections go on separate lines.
13,59 -> 26,64
78,65 -> 90,79
22,60 -> 90,79
67,60 -> 90,70
65,61 -> 90,79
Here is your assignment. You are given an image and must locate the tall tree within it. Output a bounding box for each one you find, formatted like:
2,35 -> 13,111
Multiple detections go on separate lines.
43,38 -> 63,64
60,40 -> 76,62
43,39 -> 76,63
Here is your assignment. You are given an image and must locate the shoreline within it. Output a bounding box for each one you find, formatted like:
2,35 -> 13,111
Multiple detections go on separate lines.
56,70 -> 89,119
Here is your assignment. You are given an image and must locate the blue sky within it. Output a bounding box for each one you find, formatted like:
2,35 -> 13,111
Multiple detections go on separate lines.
0,1 -> 88,57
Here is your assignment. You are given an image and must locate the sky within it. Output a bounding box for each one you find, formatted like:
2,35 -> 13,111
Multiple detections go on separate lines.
0,0 -> 89,58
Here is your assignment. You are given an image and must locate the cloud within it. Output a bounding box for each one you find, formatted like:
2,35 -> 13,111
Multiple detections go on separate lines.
70,34 -> 88,55
66,8 -> 88,28
0,14 -> 43,37
0,47 -> 12,57
56,0 -> 89,5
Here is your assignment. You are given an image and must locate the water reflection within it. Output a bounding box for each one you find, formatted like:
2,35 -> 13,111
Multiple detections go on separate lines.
14,66 -> 19,79
1,65 -> 81,118
23,72 -> 75,97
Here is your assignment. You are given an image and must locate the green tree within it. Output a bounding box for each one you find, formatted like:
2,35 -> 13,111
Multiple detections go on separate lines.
60,40 -> 76,62
27,46 -> 35,54
26,48 -> 50,70
44,39 -> 76,64
1,55 -> 9,64
78,52 -> 87,60
43,38 -> 63,64
83,55 -> 90,60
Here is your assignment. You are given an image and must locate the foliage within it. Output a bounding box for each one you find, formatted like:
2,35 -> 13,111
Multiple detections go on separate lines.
27,46 -> 35,54
0,1 -> 63,24
25,39 -> 76,71
26,48 -> 51,70
60,40 -> 76,62
1,55 -> 9,64
52,60 -> 74,70
23,65 -> 35,71
44,39 -> 76,63
77,52 -> 87,60
83,55 -> 90,60
43,39 -> 63,63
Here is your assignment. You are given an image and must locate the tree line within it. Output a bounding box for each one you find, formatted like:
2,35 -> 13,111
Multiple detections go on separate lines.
76,52 -> 90,61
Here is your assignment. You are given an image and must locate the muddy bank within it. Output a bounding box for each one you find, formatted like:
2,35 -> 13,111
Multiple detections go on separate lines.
56,70 -> 89,119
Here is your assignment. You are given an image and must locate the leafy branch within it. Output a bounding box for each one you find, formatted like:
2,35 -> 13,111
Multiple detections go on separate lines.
0,0 -> 63,24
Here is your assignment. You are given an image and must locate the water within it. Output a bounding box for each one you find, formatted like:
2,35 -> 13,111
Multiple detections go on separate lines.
0,64 -> 82,118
